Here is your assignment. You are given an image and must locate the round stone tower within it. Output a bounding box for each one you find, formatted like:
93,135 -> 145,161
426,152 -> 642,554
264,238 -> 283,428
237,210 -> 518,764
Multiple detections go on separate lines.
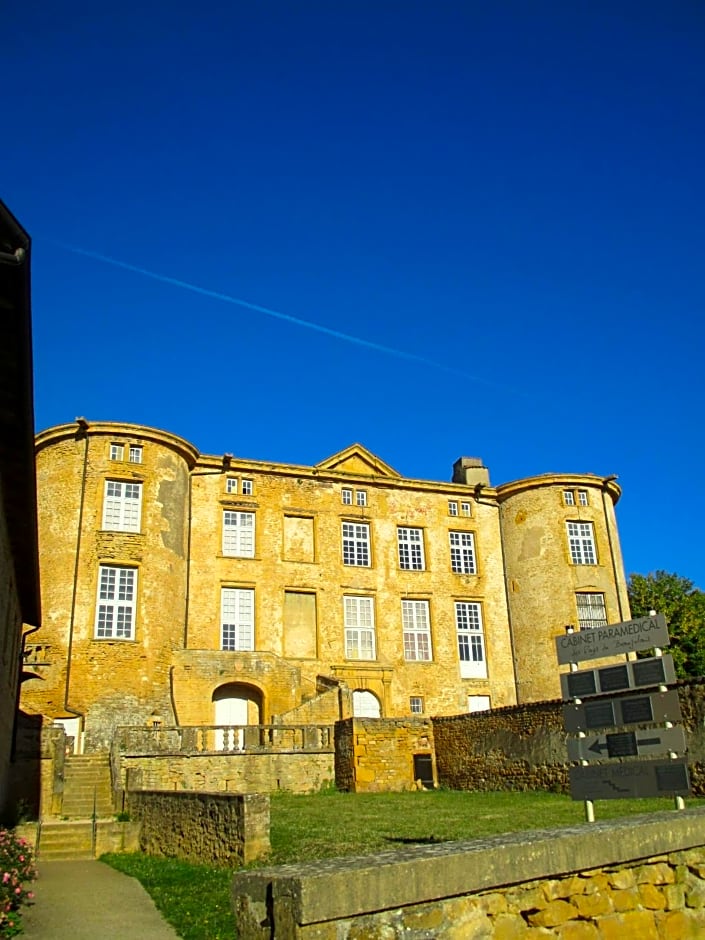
23,420 -> 199,751
497,474 -> 629,704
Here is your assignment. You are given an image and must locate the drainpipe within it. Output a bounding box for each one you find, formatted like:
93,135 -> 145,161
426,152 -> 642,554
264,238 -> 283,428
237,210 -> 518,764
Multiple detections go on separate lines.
601,477 -> 625,622
496,496 -> 522,705
63,418 -> 90,735
183,456 -> 234,647
183,471 -> 193,648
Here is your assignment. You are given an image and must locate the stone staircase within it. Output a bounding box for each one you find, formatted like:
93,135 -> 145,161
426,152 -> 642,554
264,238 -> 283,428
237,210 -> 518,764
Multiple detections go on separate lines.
35,819 -> 96,861
60,754 -> 115,818
32,754 -> 117,860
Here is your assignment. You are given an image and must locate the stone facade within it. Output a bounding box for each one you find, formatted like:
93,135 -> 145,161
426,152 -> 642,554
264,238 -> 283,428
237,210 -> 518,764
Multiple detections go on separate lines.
231,808 -> 705,938
21,419 -> 629,758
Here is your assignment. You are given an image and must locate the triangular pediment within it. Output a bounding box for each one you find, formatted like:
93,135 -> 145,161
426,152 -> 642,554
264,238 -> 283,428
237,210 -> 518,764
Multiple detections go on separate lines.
316,444 -> 401,478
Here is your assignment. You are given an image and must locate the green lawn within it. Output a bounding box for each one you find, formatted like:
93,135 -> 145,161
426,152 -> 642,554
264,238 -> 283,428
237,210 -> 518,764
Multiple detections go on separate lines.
103,789 -> 702,939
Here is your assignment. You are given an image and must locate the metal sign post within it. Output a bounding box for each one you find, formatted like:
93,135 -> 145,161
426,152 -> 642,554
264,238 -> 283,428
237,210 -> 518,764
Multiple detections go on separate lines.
555,613 -> 689,821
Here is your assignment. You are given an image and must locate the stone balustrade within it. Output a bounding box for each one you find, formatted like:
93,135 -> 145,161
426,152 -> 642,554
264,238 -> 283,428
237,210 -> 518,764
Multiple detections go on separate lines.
114,723 -> 334,756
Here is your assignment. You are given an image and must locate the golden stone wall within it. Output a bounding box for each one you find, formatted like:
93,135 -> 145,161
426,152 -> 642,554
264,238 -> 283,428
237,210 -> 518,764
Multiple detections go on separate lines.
335,717 -> 436,792
185,447 -> 517,722
21,420 -> 630,752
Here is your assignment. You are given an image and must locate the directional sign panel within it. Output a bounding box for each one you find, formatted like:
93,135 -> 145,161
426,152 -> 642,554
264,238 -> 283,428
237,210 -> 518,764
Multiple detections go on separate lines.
563,689 -> 682,733
570,758 -> 690,801
567,726 -> 686,763
556,614 -> 669,665
560,655 -> 676,701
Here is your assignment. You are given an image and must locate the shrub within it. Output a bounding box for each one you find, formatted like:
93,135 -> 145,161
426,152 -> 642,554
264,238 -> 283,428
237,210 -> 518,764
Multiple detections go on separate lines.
0,828 -> 36,938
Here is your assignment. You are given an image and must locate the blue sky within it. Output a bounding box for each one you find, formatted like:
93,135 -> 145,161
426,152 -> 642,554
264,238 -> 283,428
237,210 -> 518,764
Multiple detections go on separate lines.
4,2 -> 704,588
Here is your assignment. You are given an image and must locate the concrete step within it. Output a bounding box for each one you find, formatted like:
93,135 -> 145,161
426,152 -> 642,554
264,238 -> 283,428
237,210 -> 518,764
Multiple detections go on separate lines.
60,810 -> 114,820
62,784 -> 113,797
37,822 -> 95,861
64,770 -> 111,779
60,807 -> 114,819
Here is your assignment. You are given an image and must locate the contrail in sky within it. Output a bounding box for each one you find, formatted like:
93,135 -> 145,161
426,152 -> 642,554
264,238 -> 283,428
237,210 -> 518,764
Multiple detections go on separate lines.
53,240 -> 511,391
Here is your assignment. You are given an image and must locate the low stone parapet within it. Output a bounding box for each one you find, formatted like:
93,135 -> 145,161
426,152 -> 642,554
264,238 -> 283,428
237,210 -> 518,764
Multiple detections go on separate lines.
231,807 -> 705,937
128,790 -> 270,866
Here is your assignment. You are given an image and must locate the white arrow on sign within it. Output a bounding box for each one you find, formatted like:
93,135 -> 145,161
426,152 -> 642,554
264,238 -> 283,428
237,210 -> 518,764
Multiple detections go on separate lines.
568,726 -> 686,763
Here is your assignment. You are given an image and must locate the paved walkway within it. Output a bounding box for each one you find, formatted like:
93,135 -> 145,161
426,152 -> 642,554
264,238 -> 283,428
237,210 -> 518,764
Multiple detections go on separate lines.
21,860 -> 180,939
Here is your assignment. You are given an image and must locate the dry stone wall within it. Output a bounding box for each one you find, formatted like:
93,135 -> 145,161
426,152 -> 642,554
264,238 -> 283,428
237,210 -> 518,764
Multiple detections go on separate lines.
128,790 -> 270,865
433,698 -> 569,792
433,677 -> 705,795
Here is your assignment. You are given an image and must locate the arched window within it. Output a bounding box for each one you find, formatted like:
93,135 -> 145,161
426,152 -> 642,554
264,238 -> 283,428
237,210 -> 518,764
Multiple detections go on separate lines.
352,689 -> 381,718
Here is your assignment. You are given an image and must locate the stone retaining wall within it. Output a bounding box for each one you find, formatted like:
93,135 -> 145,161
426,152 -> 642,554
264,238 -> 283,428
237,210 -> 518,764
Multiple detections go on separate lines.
128,790 -> 270,865
433,698 -> 569,792
231,807 -> 705,938
433,677 -> 705,795
120,750 -> 334,795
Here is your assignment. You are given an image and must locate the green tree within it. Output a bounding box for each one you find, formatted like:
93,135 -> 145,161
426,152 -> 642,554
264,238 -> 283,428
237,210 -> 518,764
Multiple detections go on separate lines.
628,571 -> 705,678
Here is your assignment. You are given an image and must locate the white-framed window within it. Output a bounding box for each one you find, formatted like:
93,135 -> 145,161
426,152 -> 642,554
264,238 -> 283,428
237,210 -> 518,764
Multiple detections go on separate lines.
578,490 -> 589,506
344,596 -> 376,660
342,522 -> 370,566
241,479 -> 253,496
563,490 -> 575,506
110,443 -> 124,461
221,587 -> 254,650
356,490 -> 367,507
102,481 -> 142,532
397,527 -> 425,570
223,511 -> 255,557
449,531 -> 476,574
342,488 -> 353,505
455,601 -> 487,678
567,521 -> 597,565
410,696 -> 424,714
95,565 -> 137,639
226,478 -> 238,494
402,600 -> 432,661
576,592 -> 607,629
128,445 -> 143,464
448,500 -> 458,516
461,501 -> 471,517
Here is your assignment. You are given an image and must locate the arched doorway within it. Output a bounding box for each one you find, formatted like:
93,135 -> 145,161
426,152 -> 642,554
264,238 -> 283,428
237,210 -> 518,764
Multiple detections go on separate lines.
352,689 -> 381,718
212,683 -> 262,750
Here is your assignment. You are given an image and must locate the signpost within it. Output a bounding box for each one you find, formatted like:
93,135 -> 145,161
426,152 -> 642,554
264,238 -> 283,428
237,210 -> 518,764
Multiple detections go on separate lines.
569,758 -> 690,801
567,726 -> 686,763
560,654 -> 676,701
555,613 -> 669,665
555,612 -> 689,818
563,689 -> 682,733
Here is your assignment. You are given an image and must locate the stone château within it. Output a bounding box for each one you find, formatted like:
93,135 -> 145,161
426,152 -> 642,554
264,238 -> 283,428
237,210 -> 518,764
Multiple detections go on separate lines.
21,420 -> 630,754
